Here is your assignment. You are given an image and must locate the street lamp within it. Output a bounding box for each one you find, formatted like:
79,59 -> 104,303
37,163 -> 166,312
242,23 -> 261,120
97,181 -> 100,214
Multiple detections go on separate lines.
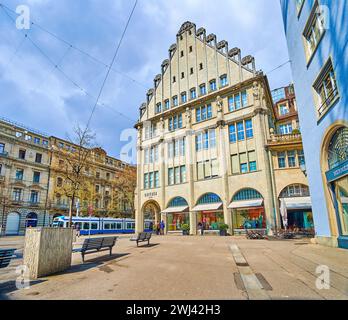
300,163 -> 307,177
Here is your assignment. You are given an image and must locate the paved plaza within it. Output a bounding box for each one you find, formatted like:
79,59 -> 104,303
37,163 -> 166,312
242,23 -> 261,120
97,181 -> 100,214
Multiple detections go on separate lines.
0,235 -> 348,300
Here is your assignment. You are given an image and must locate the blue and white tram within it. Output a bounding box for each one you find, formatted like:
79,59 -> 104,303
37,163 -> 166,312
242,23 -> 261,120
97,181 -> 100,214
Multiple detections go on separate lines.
52,216 -> 153,235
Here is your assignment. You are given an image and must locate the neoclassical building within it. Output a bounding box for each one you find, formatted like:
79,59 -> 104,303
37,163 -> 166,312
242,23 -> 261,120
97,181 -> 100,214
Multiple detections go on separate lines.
135,21 -> 280,235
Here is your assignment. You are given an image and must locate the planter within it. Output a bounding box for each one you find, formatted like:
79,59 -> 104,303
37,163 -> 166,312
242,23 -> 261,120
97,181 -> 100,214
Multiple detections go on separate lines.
219,229 -> 228,236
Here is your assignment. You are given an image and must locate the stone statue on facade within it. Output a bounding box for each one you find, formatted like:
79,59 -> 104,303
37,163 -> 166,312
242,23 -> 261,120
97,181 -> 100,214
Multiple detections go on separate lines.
185,107 -> 192,128
216,95 -> 224,121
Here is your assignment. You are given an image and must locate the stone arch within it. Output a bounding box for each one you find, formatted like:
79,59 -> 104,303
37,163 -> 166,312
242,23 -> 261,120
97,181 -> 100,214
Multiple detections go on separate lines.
25,212 -> 38,228
142,200 -> 161,225
320,121 -> 348,237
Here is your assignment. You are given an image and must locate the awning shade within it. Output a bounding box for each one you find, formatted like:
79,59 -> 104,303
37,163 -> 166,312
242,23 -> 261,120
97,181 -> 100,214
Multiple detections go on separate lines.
228,199 -> 263,209
192,203 -> 222,212
162,206 -> 188,214
282,197 -> 312,210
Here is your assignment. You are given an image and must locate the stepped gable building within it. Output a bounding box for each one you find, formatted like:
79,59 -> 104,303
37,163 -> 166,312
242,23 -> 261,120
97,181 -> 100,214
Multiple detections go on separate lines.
135,21 -> 279,235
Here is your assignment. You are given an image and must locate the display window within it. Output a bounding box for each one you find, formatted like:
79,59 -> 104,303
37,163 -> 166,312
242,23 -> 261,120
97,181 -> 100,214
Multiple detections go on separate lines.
197,212 -> 224,230
167,213 -> 189,231
233,208 -> 265,230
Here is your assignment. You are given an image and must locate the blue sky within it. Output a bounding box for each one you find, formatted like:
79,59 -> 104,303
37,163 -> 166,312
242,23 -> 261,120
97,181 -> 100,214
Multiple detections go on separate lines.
0,0 -> 292,159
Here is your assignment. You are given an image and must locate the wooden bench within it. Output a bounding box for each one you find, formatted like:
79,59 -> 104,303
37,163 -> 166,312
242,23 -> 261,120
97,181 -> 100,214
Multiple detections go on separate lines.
130,232 -> 152,247
73,237 -> 117,262
0,249 -> 16,269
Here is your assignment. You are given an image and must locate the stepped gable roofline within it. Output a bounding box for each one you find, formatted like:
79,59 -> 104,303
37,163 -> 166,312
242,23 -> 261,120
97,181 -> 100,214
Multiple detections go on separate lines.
177,21 -> 196,36
217,40 -> 228,50
206,33 -> 217,43
154,74 -> 162,82
196,27 -> 206,37
228,47 -> 241,58
161,59 -> 169,68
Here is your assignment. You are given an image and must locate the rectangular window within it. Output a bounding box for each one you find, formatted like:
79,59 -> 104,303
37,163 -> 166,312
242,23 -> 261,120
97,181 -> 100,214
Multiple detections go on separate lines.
220,75 -> 228,87
204,160 -> 211,178
207,104 -> 212,119
19,149 -> 26,160
190,88 -> 196,99
34,137 -> 41,144
210,80 -> 217,91
209,129 -> 216,148
181,92 -> 187,103
149,172 -> 154,189
211,159 -> 219,177
168,168 -> 174,185
303,1 -> 325,60
288,151 -> 296,167
173,96 -> 178,106
279,103 -> 290,116
165,99 -> 170,110
240,153 -> 248,174
13,188 -> 22,202
196,105 -> 212,122
174,167 -> 180,184
241,90 -> 248,107
156,103 -> 162,114
235,93 -> 241,110
200,84 -> 206,95
179,138 -> 186,156
144,149 -> 149,164
203,131 -> 209,150
30,191 -> 39,204
35,153 -> 42,164
144,173 -> 149,189
245,119 -> 253,139
197,162 -> 204,180
249,151 -> 257,172
313,59 -> 339,118
229,124 -> 236,143
298,150 -> 306,166
180,166 -> 186,183
154,171 -> 159,188
278,152 -> 286,168
228,96 -> 235,112
231,154 -> 239,174
237,122 -> 245,141
195,134 -> 202,151
279,123 -> 293,135
33,171 -> 41,183
16,169 -> 24,181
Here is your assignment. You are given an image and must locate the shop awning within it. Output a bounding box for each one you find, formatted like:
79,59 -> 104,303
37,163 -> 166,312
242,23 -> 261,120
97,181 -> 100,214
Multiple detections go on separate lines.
162,206 -> 188,214
192,203 -> 223,212
282,197 -> 312,210
228,199 -> 263,209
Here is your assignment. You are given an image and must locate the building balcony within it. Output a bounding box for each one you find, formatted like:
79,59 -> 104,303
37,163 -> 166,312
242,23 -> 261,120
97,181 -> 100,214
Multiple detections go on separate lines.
0,151 -> 8,158
267,133 -> 302,146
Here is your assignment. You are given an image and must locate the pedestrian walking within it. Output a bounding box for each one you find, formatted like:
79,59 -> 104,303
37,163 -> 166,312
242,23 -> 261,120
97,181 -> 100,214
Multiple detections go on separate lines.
76,223 -> 81,238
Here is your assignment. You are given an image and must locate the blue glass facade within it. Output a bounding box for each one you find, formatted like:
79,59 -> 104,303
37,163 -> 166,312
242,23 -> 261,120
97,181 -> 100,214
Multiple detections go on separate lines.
280,0 -> 348,248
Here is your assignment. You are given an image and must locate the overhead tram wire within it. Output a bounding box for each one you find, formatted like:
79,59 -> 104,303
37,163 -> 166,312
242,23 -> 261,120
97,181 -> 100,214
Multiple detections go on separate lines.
85,0 -> 138,130
0,5 -> 136,123
265,60 -> 291,75
0,2 -> 147,89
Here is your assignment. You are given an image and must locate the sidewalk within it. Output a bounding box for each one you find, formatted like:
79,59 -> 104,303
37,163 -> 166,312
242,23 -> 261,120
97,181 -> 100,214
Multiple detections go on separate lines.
0,235 -> 347,300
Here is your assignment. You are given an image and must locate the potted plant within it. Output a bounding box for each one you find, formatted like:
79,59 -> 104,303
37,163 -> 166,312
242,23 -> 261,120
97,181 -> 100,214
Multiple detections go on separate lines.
219,223 -> 229,236
181,224 -> 190,236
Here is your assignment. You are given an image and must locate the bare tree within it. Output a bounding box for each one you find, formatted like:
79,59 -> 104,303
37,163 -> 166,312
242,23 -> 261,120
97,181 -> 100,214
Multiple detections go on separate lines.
60,126 -> 96,226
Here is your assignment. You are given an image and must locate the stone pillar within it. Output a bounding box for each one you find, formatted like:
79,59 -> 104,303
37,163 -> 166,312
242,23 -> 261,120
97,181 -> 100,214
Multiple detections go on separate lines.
24,228 -> 73,279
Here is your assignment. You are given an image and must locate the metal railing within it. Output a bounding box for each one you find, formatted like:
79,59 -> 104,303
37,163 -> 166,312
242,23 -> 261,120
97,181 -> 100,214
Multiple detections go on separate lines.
269,133 -> 302,143
318,88 -> 339,117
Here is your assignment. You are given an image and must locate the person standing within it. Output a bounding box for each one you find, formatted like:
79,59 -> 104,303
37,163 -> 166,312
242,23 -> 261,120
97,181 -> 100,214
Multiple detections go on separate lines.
160,220 -> 165,235
76,223 -> 81,238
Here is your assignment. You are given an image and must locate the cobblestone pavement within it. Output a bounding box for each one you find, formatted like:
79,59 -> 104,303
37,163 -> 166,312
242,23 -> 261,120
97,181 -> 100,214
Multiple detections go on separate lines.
0,235 -> 347,300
